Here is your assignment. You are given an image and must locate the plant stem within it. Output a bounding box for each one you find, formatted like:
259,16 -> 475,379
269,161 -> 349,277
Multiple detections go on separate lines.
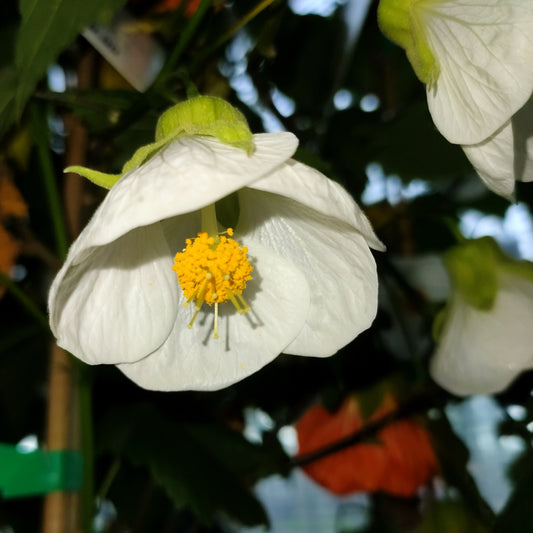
191,0 -> 277,71
213,0 -> 276,49
155,0 -> 211,87
29,103 -> 69,260
96,458 -> 121,502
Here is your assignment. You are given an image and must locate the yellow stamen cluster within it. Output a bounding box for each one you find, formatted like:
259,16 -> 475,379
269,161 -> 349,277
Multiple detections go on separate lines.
172,229 -> 253,337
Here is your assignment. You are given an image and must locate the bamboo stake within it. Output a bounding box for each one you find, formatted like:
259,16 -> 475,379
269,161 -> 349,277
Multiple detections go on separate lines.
42,345 -> 81,533
42,51 -> 94,533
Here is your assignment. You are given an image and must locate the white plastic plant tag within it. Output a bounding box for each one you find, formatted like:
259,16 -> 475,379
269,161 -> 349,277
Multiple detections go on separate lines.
83,10 -> 165,92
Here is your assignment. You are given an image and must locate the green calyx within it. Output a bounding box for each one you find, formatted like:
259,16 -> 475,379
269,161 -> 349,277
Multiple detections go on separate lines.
433,236 -> 533,341
444,237 -> 501,311
443,236 -> 533,311
65,96 -> 255,189
155,96 -> 253,150
377,0 -> 440,85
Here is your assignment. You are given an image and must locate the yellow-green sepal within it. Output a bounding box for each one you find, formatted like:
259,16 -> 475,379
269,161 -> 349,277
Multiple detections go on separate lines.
64,166 -> 121,189
435,237 -> 533,338
443,237 -> 501,311
64,135 -> 172,190
155,96 -> 254,153
66,95 -> 255,189
431,306 -> 447,342
497,246 -> 533,285
377,0 -> 440,85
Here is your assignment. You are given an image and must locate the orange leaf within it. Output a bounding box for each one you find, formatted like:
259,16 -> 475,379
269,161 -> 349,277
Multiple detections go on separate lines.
0,226 -> 19,297
0,167 -> 27,297
0,172 -> 28,219
296,397 -> 389,494
378,419 -> 439,497
296,393 -> 438,497
153,0 -> 202,16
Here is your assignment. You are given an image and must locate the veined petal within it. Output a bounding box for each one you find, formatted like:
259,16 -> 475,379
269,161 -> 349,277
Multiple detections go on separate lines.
48,221 -> 182,365
462,98 -> 533,199
237,189 -> 378,357
69,132 -> 298,251
117,238 -> 310,391
430,275 -> 533,396
423,0 -> 533,144
462,121 -> 517,200
248,158 -> 385,251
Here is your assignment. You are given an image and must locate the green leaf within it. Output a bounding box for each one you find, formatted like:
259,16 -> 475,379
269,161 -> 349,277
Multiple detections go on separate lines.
38,88 -> 142,132
98,405 -> 270,527
426,410 -> 495,528
186,423 -> 289,481
494,452 -> 533,533
415,500 -> 488,533
0,66 -> 18,136
368,102 -> 471,182
14,0 -> 127,116
357,383 -> 389,422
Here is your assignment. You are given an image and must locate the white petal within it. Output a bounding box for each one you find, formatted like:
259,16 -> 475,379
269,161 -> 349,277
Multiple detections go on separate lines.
70,132 -> 298,251
248,158 -> 385,251
462,98 -> 533,198
430,275 -> 533,396
116,239 -> 310,390
49,221 -> 185,365
423,0 -> 533,144
237,189 -> 378,357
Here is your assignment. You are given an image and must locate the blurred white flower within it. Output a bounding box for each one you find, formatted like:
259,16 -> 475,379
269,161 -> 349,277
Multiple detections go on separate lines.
378,0 -> 533,198
49,132 -> 384,391
430,237 -> 533,395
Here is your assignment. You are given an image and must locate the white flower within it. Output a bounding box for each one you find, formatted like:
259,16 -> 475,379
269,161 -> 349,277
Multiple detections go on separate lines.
378,0 -> 533,198
430,237 -> 533,395
48,132 -> 384,391
430,274 -> 533,395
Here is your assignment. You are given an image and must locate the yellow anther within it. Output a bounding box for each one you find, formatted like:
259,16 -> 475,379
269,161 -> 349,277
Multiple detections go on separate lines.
172,228 -> 253,337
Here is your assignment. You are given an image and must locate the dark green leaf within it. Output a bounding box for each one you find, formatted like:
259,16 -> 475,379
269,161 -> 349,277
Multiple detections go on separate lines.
415,500 -> 488,533
98,404 -> 269,527
494,452 -> 533,532
37,88 -> 140,132
14,0 -> 128,115
357,383 -> 388,422
373,103 -> 471,181
187,422 -> 288,481
427,410 -> 495,528
0,67 -> 18,136
328,102 -> 471,186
